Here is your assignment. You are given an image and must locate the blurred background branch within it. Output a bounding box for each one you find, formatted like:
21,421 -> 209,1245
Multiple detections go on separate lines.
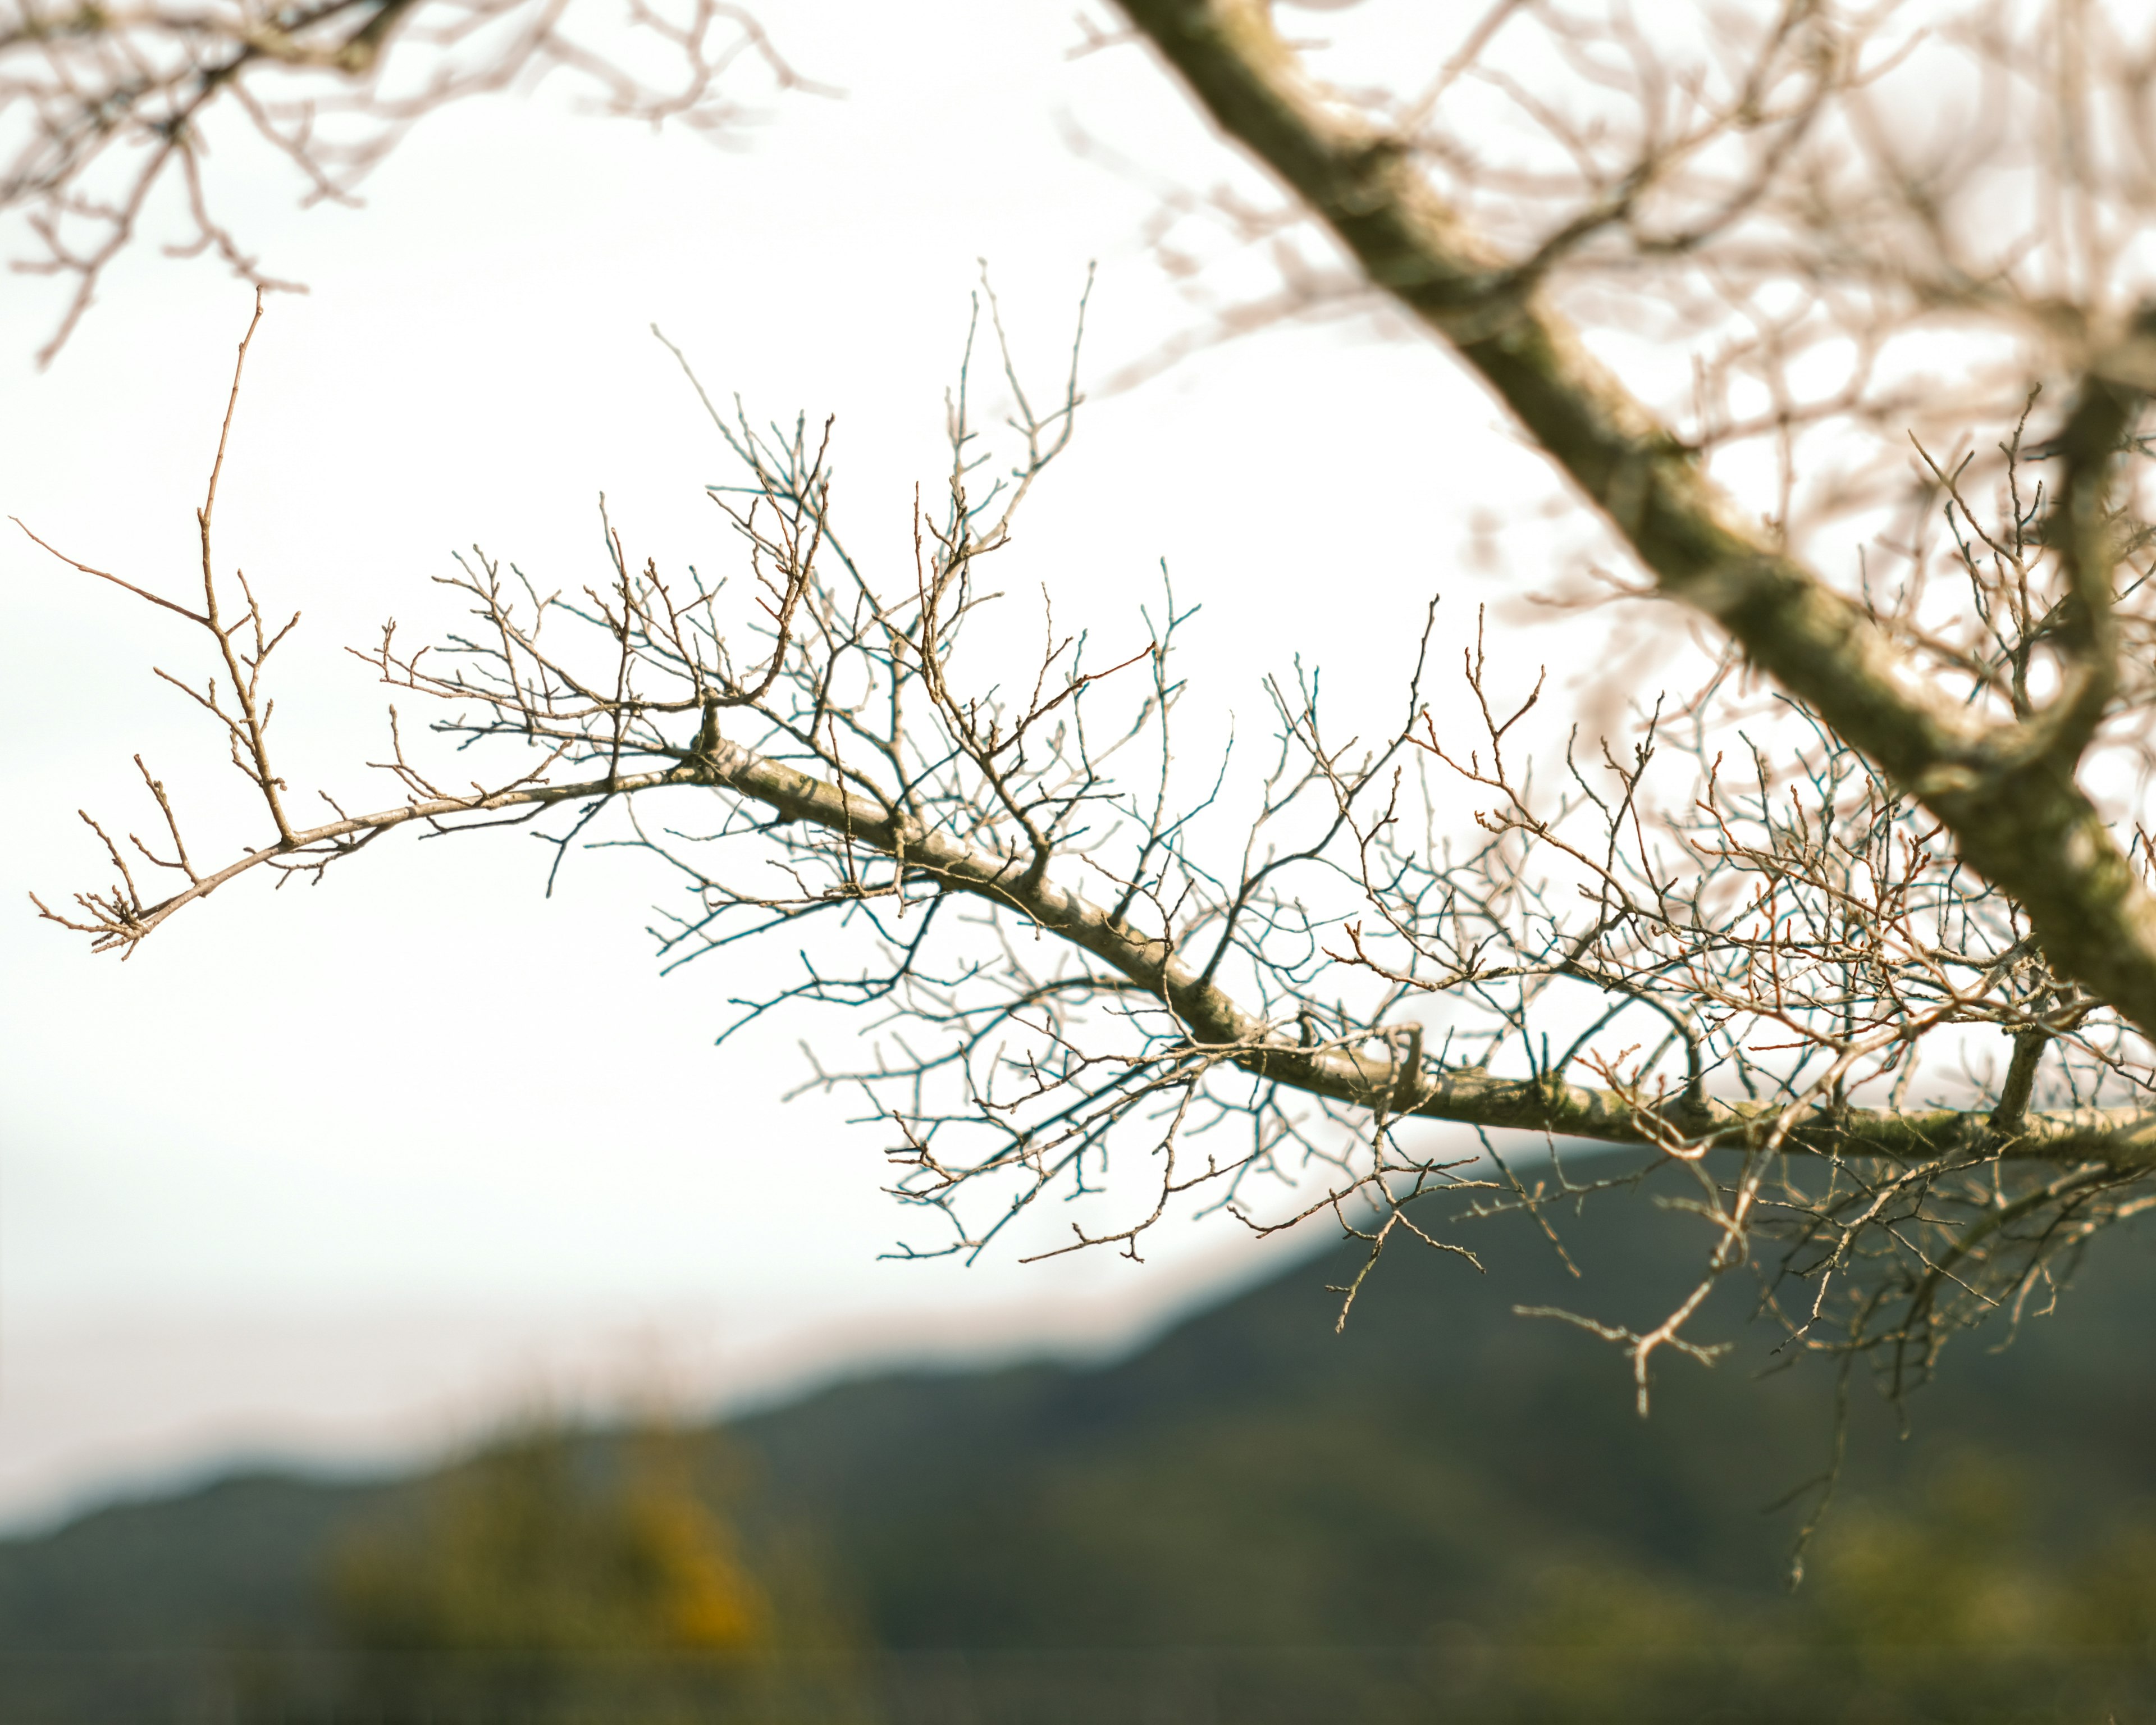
0,0 -> 826,363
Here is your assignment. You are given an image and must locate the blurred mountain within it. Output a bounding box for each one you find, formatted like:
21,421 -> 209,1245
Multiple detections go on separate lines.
4,1184 -> 2155,1721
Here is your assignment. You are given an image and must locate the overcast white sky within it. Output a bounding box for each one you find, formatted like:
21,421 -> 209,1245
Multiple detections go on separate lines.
0,1 -> 1601,1527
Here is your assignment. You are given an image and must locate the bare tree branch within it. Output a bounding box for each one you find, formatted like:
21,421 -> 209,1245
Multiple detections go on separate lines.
0,0 -> 826,363
1113,0 -> 2156,1049
35,2 -> 2156,1421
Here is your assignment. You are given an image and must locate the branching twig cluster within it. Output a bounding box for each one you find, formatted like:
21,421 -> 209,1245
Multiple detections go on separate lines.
1,0 -> 820,363
30,3 -> 2156,1492
25,271 -> 2156,1437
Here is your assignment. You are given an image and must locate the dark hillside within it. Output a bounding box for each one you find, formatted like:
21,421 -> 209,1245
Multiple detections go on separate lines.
740,1192 -> 2156,1649
2,1186 -> 2153,1720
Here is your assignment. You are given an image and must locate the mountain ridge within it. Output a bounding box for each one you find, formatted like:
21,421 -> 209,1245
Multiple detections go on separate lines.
4,1185 -> 2153,1718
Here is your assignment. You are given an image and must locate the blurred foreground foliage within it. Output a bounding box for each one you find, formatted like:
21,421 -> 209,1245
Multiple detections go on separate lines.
330,1421 -> 768,1655
287,1454 -> 2156,1723
300,1418 -> 874,1723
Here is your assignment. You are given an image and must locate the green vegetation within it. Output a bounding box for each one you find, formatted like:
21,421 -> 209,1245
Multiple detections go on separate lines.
331,1421 -> 768,1656
3,1189 -> 2154,1720
314,1419 -> 870,1723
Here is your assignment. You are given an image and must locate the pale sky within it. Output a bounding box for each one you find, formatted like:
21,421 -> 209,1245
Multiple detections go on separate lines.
0,1 -> 1587,1526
